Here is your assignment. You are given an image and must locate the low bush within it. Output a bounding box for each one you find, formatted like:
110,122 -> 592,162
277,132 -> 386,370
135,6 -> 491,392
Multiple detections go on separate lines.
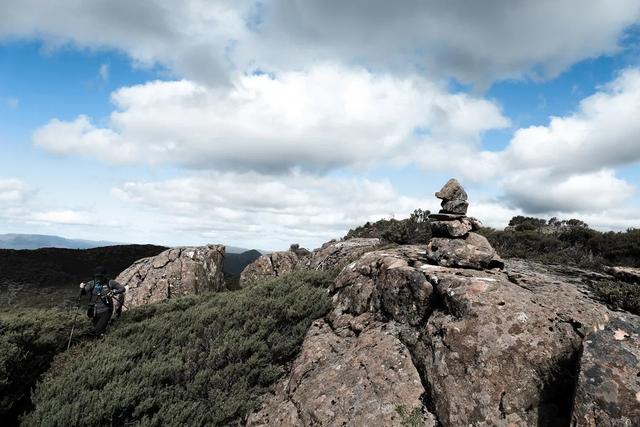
0,308 -> 92,424
589,280 -> 640,316
24,270 -> 334,426
345,209 -> 431,245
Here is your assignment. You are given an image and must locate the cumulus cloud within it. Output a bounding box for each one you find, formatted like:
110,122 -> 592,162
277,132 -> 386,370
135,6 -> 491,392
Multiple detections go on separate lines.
247,0 -> 640,85
33,65 -> 509,173
0,178 -> 29,204
113,171 -> 438,248
492,69 -> 640,213
501,169 -> 634,213
1,0 -> 638,85
0,0 -> 250,84
502,68 -> 640,174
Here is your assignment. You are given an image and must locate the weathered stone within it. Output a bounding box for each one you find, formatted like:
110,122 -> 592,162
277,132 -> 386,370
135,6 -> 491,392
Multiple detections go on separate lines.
572,315 -> 640,426
247,319 -> 436,427
430,219 -> 472,238
239,250 -> 303,286
117,245 -> 225,310
428,213 -> 466,221
239,238 -> 383,287
289,243 -> 311,257
249,245 -> 640,426
426,232 -> 502,269
467,216 -> 483,231
440,199 -> 469,215
307,238 -> 383,271
435,178 -> 467,201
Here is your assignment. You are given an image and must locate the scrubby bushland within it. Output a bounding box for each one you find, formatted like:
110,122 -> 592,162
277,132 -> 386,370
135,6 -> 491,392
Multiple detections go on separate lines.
590,280 -> 640,316
345,209 -> 431,244
0,308 -> 92,425
480,224 -> 640,269
24,270 -> 334,427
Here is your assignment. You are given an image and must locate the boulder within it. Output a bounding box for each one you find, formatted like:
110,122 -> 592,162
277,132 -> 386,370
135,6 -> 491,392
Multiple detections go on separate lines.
435,178 -> 467,201
250,248 -> 638,426
307,238 -> 383,271
572,315 -> 640,426
440,199 -> 469,215
239,250 -> 304,286
116,245 -> 225,310
426,232 -> 503,269
430,218 -> 472,238
247,319 -> 436,427
239,238 -> 383,287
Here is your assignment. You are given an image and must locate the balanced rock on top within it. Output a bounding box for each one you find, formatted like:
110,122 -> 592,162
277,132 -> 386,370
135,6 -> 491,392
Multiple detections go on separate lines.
436,178 -> 468,215
426,179 -> 503,269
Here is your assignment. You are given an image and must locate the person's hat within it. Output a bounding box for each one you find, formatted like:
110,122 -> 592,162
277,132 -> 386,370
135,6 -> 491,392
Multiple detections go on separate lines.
94,266 -> 107,277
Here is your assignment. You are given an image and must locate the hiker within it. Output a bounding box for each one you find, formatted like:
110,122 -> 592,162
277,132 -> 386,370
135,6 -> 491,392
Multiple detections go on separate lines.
80,266 -> 126,337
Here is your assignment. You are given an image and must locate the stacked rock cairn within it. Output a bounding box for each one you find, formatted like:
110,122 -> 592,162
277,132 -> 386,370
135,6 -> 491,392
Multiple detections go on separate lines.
426,178 -> 504,269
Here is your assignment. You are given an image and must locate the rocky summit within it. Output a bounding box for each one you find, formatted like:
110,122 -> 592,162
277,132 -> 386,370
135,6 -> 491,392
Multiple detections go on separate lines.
427,179 -> 504,270
117,245 -> 226,309
247,180 -> 640,427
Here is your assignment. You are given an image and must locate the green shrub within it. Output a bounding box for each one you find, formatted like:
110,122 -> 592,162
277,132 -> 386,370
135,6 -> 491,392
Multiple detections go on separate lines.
0,308 -> 92,424
589,280 -> 640,316
24,270 -> 334,427
346,209 -> 431,245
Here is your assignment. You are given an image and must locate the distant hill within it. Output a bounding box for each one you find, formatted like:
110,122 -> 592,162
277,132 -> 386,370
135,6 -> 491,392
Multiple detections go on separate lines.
0,234 -> 268,254
0,234 -> 121,250
0,245 -> 168,310
224,249 -> 263,276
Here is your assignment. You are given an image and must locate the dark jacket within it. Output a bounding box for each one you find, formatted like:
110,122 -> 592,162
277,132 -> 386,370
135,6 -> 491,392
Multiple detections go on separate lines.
82,279 -> 125,314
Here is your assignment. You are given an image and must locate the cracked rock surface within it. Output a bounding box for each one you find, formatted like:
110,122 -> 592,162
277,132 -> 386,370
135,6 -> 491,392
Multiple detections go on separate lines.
116,245 -> 225,309
248,247 -> 640,426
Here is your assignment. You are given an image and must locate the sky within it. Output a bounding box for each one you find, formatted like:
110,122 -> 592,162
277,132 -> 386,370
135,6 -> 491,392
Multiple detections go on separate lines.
1,0 -> 640,251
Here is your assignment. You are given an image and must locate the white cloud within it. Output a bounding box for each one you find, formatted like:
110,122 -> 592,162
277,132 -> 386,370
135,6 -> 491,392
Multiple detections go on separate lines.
99,63 -> 109,82
0,0 -> 250,84
33,64 -> 509,173
113,171 -> 437,248
0,178 -> 29,204
1,1 -> 637,86
501,169 -> 634,213
245,0 -> 640,86
502,68 -> 640,174
30,209 -> 93,225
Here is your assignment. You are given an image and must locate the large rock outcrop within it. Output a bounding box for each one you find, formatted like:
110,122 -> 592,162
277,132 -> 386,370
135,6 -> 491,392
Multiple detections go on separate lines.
239,238 -> 382,286
249,246 -> 640,426
116,245 -> 225,309
249,179 -> 639,425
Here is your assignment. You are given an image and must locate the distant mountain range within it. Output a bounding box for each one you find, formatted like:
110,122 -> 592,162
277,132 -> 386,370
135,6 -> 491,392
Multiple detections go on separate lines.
0,234 -> 266,254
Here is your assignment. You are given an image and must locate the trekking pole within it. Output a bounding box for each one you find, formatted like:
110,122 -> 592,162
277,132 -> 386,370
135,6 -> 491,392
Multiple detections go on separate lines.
67,290 -> 83,350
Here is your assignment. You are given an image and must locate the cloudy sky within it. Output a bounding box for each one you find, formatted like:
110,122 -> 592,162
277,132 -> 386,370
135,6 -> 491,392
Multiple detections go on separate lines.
1,1 -> 640,250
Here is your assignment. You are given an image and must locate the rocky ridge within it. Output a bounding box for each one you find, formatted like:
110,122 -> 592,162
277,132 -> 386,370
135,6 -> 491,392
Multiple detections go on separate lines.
248,180 -> 640,426
116,245 -> 225,309
239,238 -> 383,286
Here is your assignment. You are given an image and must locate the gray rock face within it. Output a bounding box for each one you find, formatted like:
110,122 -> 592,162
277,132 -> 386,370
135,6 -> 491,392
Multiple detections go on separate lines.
572,316 -> 640,426
239,250 -> 304,286
435,178 -> 468,202
426,232 -> 503,269
116,245 -> 225,309
440,199 -> 469,215
239,238 -> 383,287
249,248 -> 639,426
430,218 -> 472,238
247,319 -> 435,427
